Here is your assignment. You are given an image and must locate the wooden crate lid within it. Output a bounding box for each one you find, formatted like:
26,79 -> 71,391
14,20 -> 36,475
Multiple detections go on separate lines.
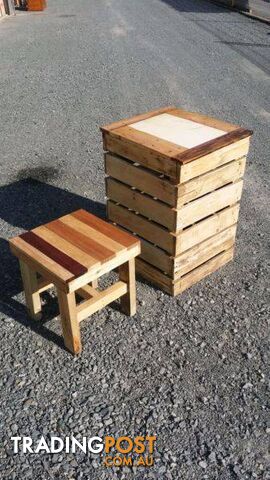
101,106 -> 252,165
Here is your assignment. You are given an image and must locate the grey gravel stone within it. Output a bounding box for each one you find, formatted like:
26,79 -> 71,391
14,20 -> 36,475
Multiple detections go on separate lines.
104,418 -> 113,426
158,465 -> 167,474
208,452 -> 216,463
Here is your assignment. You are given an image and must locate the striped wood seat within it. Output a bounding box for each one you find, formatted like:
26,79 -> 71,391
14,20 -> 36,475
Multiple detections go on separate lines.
9,209 -> 141,354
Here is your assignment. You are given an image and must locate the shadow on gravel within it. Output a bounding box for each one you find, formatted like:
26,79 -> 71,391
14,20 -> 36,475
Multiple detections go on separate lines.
0,177 -> 105,351
0,177 -> 106,236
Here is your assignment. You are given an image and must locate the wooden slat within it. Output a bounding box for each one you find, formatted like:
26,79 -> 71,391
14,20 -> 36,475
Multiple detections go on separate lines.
170,108 -> 239,133
68,243 -> 141,293
136,248 -> 234,296
136,258 -> 173,295
71,209 -> 138,249
77,284 -> 99,299
77,281 -> 127,322
106,178 -> 176,230
107,201 -> 175,254
173,128 -> 252,165
19,231 -> 87,278
10,237 -> 73,283
176,180 -> 243,230
173,248 -> 234,295
34,225 -> 98,269
179,138 -> 250,182
37,278 -> 54,293
176,204 -> 240,253
46,219 -> 115,262
101,220 -> 173,275
60,215 -> 125,254
103,131 -> 178,180
138,226 -> 236,279
177,157 -> 246,207
10,247 -> 68,292
174,225 -> 237,278
101,106 -> 175,132
105,153 -> 177,206
140,238 -> 173,275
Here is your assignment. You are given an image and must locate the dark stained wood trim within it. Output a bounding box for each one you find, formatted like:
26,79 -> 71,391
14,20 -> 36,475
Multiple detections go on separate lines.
72,210 -> 140,249
19,231 -> 87,279
47,220 -> 116,263
9,243 -> 70,291
173,128 -> 253,164
100,106 -> 175,133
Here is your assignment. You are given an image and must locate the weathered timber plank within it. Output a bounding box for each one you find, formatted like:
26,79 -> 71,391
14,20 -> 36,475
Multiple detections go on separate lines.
106,177 -> 176,230
107,201 -> 175,254
177,157 -> 246,206
176,180 -> 243,230
105,153 -> 177,206
176,204 -> 240,253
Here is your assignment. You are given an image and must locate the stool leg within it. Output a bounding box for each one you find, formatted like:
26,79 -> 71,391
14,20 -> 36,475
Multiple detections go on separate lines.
91,279 -> 98,289
57,288 -> 81,355
19,260 -> 42,320
119,258 -> 136,316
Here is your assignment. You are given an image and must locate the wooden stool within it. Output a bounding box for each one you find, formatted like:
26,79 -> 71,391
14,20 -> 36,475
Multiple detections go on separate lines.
102,106 -> 252,295
9,209 -> 141,354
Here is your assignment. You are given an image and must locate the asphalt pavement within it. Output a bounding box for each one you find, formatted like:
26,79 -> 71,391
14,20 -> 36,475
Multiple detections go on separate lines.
0,1 -> 269,479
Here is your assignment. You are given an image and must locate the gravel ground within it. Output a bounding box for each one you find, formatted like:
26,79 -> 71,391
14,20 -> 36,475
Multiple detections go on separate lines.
0,0 -> 269,479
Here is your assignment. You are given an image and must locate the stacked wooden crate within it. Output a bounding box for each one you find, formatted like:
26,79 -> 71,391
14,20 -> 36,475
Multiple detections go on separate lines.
101,107 -> 252,296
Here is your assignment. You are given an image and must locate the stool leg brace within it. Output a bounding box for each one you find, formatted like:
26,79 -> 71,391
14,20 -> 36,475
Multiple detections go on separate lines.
19,258 -> 136,354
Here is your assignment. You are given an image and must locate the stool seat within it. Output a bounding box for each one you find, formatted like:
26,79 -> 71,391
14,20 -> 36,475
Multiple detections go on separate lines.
10,209 -> 140,292
9,209 -> 140,354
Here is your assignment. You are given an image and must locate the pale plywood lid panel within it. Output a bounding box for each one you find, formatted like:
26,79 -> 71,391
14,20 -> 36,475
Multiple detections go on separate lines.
130,113 -> 226,149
